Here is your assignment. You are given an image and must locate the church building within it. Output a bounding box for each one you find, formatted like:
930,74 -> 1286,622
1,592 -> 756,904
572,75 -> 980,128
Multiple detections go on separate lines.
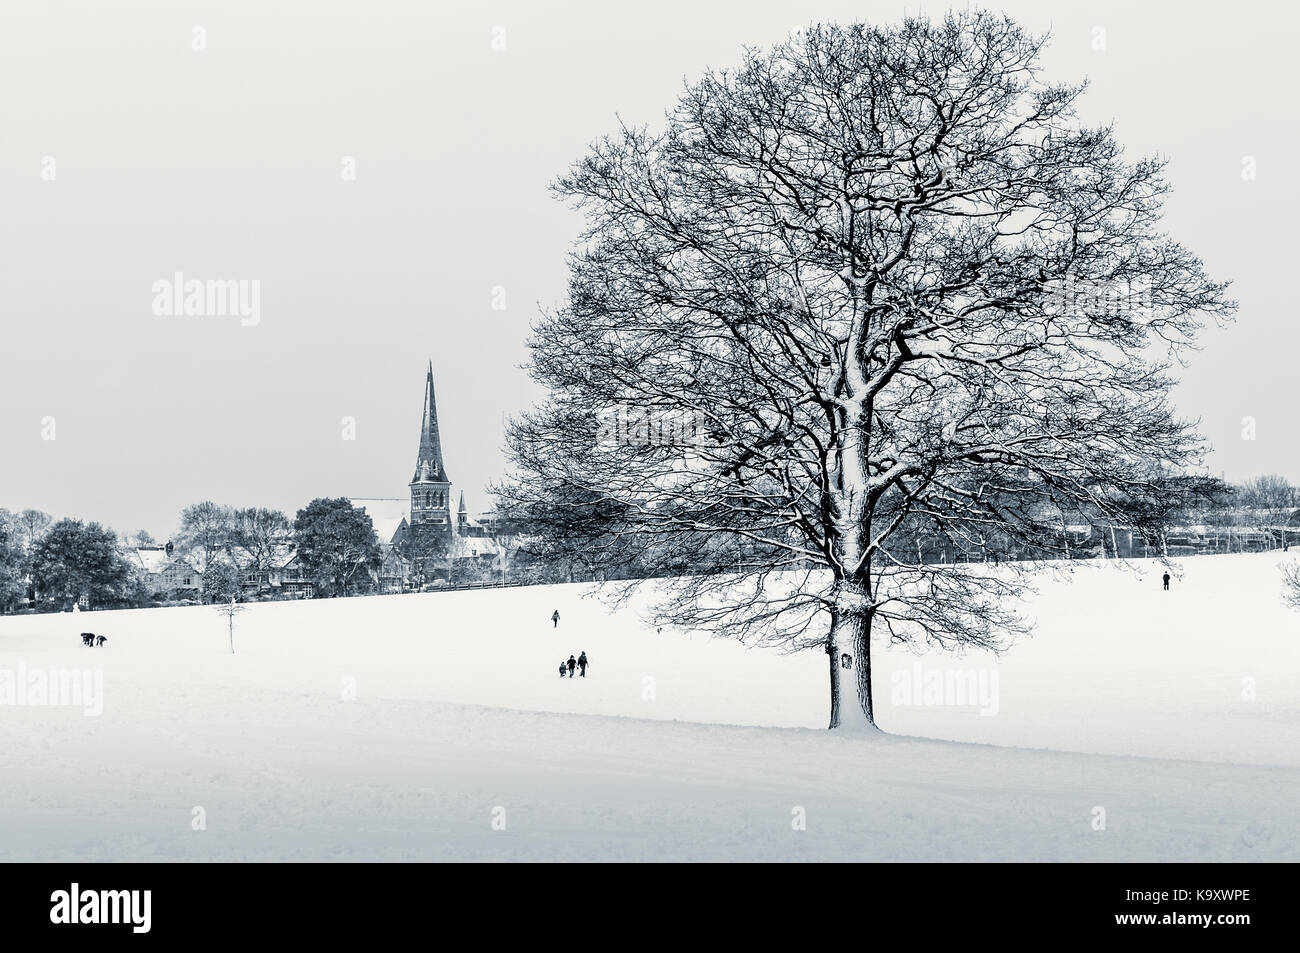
408,360 -> 455,550
350,362 -> 499,587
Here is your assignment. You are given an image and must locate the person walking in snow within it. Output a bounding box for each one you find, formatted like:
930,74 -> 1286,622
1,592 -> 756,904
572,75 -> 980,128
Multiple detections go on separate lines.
1162,572 -> 1170,591
558,661 -> 568,678
551,609 -> 560,628
577,651 -> 588,677
566,655 -> 576,678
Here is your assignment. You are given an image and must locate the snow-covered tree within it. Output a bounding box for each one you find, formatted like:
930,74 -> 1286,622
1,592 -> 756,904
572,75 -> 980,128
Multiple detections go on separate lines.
214,597 -> 248,654
202,561 -> 243,604
1238,474 -> 1296,511
29,519 -> 134,609
176,501 -> 236,577
229,507 -> 293,593
1283,561 -> 1300,611
1237,475 -> 1298,547
13,509 -> 52,552
0,510 -> 27,612
292,498 -> 380,597
502,13 -> 1234,729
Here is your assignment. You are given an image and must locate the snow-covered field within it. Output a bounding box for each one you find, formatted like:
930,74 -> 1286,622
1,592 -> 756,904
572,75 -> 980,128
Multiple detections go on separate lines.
1,551 -> 1297,860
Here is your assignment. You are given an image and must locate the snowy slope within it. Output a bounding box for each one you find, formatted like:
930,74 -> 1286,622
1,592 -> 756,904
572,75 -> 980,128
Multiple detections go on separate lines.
874,551 -> 1300,767
1,551 -> 1297,860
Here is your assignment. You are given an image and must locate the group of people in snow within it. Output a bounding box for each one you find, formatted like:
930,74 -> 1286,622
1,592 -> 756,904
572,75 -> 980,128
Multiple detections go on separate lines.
550,609 -> 590,677
559,652 -> 589,678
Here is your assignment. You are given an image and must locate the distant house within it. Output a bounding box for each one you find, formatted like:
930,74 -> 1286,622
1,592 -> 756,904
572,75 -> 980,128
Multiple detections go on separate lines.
122,546 -> 200,595
122,546 -> 170,592
161,557 -> 200,593
236,543 -> 296,596
276,553 -> 315,598
120,542 -> 330,601
377,548 -> 409,593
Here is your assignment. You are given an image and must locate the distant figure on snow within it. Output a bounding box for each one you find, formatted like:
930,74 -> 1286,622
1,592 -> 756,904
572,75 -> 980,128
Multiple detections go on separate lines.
95,635 -> 107,647
1162,572 -> 1170,591
551,609 -> 560,628
566,655 -> 576,678
558,661 -> 568,678
577,651 -> 588,677
80,632 -> 95,647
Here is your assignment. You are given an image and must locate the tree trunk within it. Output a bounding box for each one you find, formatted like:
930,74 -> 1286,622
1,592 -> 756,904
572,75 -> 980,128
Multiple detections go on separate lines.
826,630 -> 841,729
827,591 -> 876,731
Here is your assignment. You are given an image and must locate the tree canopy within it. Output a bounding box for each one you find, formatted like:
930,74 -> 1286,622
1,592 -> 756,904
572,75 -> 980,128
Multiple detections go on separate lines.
502,12 -> 1234,728
292,498 -> 380,598
29,519 -> 133,609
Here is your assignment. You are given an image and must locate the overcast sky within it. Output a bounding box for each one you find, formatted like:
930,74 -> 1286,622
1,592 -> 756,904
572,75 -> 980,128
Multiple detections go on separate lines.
1,0 -> 1294,537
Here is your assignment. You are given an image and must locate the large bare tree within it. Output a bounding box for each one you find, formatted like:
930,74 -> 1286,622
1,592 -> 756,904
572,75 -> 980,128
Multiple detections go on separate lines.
176,501 -> 236,573
12,509 -> 52,552
502,13 -> 1233,729
229,507 -> 293,593
1237,475 -> 1298,547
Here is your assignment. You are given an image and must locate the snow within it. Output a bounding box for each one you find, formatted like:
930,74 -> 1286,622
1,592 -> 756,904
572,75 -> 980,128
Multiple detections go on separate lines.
124,547 -> 171,576
1,551 -> 1297,861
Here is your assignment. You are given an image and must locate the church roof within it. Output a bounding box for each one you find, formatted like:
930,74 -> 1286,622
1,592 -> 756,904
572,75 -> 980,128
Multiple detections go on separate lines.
349,498 -> 410,545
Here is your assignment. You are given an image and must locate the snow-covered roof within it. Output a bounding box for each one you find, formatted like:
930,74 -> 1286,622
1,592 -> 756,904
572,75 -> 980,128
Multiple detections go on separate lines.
206,550 -> 240,570
456,536 -> 500,558
380,549 -> 409,572
348,498 -> 410,544
125,547 -> 172,574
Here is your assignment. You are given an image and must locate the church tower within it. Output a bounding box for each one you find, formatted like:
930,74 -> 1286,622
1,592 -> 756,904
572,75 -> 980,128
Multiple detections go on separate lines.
408,362 -> 453,548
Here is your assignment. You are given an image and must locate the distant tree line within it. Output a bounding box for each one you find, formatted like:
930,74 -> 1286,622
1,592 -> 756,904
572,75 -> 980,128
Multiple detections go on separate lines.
2,473 -> 1295,614
0,497 -> 382,613
499,473 -> 1300,585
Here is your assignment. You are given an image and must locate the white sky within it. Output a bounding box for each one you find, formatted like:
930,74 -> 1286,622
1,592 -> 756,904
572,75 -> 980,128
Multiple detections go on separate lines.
0,0 -> 1294,536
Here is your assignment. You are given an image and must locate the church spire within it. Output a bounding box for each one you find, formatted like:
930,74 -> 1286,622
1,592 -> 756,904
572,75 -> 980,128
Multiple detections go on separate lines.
412,361 -> 449,484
